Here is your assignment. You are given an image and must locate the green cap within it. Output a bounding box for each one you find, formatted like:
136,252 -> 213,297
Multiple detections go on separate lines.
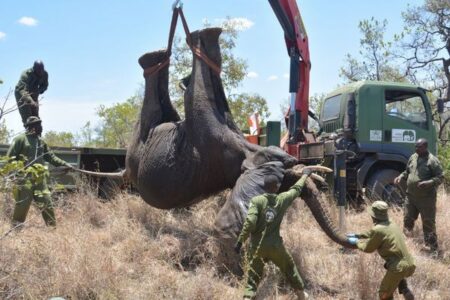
25,116 -> 42,126
367,200 -> 389,221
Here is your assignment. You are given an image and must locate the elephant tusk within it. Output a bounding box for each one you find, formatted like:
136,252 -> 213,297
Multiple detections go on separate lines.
311,173 -> 325,183
292,164 -> 333,175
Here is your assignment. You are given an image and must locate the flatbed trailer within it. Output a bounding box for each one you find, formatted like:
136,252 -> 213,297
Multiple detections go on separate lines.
0,144 -> 127,198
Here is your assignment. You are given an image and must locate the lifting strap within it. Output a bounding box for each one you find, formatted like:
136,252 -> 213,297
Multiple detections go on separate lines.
143,6 -> 221,77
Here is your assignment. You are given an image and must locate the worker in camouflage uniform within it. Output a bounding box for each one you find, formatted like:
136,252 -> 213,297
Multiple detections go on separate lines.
7,116 -> 73,227
347,201 -> 415,300
235,168 -> 312,300
15,61 -> 48,125
394,138 -> 443,253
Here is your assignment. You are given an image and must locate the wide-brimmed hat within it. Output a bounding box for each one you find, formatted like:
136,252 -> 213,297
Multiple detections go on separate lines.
25,116 -> 42,126
367,200 -> 389,221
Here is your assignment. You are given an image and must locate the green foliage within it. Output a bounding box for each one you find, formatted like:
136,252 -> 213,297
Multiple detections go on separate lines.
0,120 -> 11,144
229,93 -> 270,130
0,156 -> 49,194
437,145 -> 450,187
77,121 -> 96,147
168,18 -> 268,130
340,18 -> 406,82
399,0 -> 450,100
93,95 -> 142,148
43,131 -> 76,147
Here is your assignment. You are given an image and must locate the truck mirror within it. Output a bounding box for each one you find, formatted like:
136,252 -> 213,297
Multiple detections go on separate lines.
437,99 -> 444,114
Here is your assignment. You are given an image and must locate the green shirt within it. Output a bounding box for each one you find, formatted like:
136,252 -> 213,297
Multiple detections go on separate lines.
400,152 -> 443,198
15,68 -> 49,100
237,175 -> 308,246
357,220 -> 415,272
7,133 -> 67,168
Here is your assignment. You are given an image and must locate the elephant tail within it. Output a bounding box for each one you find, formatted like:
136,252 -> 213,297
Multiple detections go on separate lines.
73,168 -> 126,179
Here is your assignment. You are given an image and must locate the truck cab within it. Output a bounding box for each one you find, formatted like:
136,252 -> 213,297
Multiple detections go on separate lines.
319,81 -> 437,203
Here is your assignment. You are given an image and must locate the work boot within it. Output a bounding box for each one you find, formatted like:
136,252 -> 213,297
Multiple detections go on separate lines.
401,288 -> 414,300
296,290 -> 309,300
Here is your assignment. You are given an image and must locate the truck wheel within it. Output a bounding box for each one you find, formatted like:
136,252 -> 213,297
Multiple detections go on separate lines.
366,169 -> 405,206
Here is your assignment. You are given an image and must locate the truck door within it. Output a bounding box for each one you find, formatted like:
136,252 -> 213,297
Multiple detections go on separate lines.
382,89 -> 434,156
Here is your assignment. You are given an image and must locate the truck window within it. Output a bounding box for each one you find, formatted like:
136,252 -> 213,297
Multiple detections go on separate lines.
322,94 -> 341,121
385,90 -> 428,129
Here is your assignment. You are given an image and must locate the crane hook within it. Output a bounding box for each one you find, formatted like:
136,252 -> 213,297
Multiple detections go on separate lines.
172,0 -> 183,10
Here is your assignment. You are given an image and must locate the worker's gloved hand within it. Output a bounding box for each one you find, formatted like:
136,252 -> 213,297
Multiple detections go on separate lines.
302,168 -> 313,177
417,180 -> 433,188
346,233 -> 358,238
347,237 -> 359,245
234,241 -> 242,254
394,176 -> 402,185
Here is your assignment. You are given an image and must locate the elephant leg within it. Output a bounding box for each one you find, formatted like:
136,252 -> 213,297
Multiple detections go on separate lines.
184,28 -> 241,136
138,50 -> 180,141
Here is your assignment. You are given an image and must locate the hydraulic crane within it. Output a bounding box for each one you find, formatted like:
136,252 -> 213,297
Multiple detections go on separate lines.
269,0 -> 317,159
269,1 -> 347,230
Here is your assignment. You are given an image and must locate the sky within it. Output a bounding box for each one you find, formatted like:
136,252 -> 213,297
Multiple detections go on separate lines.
0,0 -> 424,137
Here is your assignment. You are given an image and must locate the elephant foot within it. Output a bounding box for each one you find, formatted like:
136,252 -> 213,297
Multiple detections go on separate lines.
138,49 -> 169,73
190,27 -> 223,70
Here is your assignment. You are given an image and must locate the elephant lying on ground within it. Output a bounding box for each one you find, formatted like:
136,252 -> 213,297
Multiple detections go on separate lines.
95,27 -> 354,248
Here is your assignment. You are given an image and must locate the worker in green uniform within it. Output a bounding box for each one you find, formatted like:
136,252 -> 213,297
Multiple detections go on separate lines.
235,168 -> 312,300
7,116 -> 73,227
15,61 -> 48,126
394,138 -> 443,253
347,201 -> 415,300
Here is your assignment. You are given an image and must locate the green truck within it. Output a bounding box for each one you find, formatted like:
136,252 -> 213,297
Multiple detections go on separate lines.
0,144 -> 127,198
316,81 -> 437,204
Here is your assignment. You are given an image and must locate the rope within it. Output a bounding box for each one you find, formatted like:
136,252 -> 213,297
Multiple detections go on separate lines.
142,6 -> 221,77
178,8 -> 221,75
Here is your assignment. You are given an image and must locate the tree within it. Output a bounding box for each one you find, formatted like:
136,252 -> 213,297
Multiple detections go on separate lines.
170,18 -> 268,129
94,95 -> 141,148
397,0 -> 450,141
43,131 -> 75,147
340,18 -> 406,82
399,0 -> 450,100
0,120 -> 10,144
229,93 -> 269,130
76,121 -> 96,147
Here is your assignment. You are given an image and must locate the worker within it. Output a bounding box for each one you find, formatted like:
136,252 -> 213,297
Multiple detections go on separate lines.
235,168 -> 312,300
394,138 -> 443,254
347,201 -> 415,300
7,116 -> 73,227
14,60 -> 48,126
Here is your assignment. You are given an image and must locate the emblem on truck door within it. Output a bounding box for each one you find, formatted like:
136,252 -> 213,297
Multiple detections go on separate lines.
391,129 -> 416,143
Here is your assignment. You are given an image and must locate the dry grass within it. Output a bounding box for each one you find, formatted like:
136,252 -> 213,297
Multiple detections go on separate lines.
0,187 -> 449,300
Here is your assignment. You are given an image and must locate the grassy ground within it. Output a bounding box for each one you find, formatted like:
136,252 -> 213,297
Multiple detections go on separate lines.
0,187 -> 449,300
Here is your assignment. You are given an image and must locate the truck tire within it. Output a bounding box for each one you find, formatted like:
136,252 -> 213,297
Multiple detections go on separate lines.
366,169 -> 405,205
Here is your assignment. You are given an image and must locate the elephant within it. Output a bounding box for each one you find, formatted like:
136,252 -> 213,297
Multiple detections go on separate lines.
84,26 -> 354,249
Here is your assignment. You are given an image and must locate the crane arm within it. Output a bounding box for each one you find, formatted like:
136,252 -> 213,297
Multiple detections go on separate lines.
269,0 -> 311,143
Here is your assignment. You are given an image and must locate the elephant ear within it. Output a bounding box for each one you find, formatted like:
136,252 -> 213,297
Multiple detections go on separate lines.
214,161 -> 285,239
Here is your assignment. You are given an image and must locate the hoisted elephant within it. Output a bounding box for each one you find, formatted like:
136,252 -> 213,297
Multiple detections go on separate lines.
73,23 -> 354,248
118,26 -> 355,248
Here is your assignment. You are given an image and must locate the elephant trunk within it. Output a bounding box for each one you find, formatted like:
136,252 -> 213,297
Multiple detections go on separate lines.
301,178 -> 357,249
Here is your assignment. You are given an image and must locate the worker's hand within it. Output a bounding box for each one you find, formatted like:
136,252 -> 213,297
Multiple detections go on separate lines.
234,241 -> 242,254
417,180 -> 433,188
393,176 -> 402,185
302,168 -> 313,177
347,237 -> 359,245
